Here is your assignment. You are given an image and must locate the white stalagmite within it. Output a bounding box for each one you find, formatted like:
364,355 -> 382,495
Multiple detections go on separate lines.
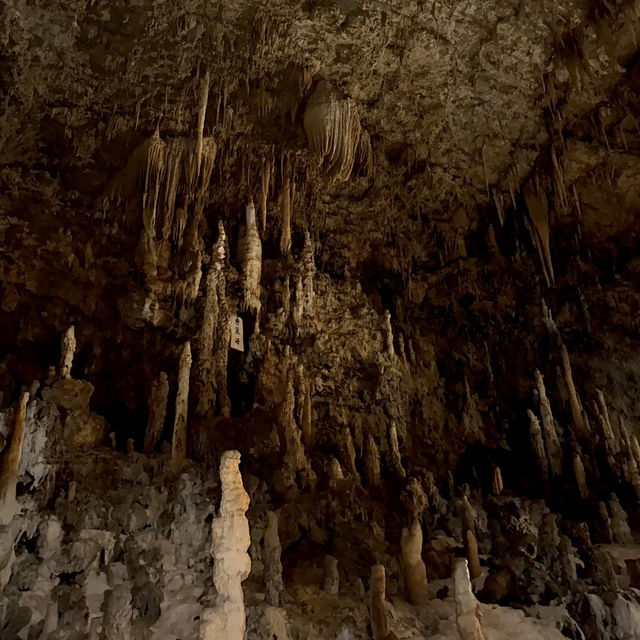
454,558 -> 487,640
264,511 -> 283,607
144,371 -> 169,454
171,342 -> 192,464
0,392 -> 29,525
200,451 -> 251,640
534,370 -> 563,476
60,325 -> 76,379
242,199 -> 262,319
609,494 -> 634,544
401,518 -> 429,604
369,564 -> 389,640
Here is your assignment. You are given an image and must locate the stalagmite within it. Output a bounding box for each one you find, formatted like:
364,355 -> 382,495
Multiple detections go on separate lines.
324,555 -> 339,596
144,371 -> 169,454
491,466 -> 503,495
595,390 -> 619,455
60,325 -> 76,379
363,433 -> 381,487
196,221 -> 226,416
301,379 -> 312,448
559,345 -> 587,437
171,342 -> 192,465
0,392 -> 29,525
303,80 -> 362,182
599,502 -> 614,543
301,231 -> 315,309
400,518 -> 429,604
524,185 -> 554,286
609,494 -> 634,544
383,310 -> 394,358
528,410 -> 549,485
388,422 -> 406,479
329,457 -> 345,488
341,426 -> 358,478
200,451 -> 251,640
534,370 -> 563,476
264,511 -> 283,607
465,530 -> 481,580
369,564 -> 390,640
573,453 -> 589,500
454,558 -> 487,640
461,496 -> 480,579
242,199 -> 262,319
280,377 -> 312,475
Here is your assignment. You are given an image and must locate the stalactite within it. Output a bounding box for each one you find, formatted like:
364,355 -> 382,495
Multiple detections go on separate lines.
401,519 -> 429,604
241,199 -> 262,321
144,372 -> 169,455
195,71 -> 210,178
524,184 -> 554,287
59,325 -> 76,379
559,344 -> 587,437
369,564 -> 389,640
200,451 -> 251,640
260,150 -> 274,234
143,128 -> 167,237
171,342 -> 192,465
0,392 -> 29,525
303,80 -> 362,182
264,511 -> 283,607
534,370 -> 562,476
292,274 -> 304,333
280,157 -> 295,255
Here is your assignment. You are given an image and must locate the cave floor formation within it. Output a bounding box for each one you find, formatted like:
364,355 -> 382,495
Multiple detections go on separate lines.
3,0 -> 640,638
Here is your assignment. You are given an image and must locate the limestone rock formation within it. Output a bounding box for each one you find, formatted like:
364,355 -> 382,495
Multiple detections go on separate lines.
200,451 -> 251,640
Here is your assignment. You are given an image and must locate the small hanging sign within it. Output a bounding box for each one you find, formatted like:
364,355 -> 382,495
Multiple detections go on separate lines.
230,315 -> 244,352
